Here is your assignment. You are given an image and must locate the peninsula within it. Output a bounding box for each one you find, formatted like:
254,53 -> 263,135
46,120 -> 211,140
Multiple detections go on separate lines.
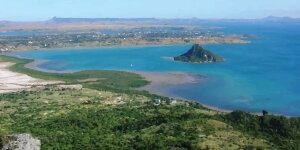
174,44 -> 224,63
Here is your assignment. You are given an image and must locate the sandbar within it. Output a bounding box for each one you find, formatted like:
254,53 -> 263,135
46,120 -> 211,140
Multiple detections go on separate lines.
0,62 -> 61,93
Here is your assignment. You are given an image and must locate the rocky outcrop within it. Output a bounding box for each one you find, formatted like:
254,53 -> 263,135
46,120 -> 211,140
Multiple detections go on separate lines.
1,134 -> 40,150
174,44 -> 224,63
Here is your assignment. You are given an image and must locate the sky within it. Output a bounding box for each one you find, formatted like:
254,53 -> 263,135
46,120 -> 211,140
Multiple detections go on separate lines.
0,0 -> 299,21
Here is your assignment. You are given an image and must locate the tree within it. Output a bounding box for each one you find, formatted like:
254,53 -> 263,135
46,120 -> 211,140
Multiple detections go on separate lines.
262,110 -> 268,116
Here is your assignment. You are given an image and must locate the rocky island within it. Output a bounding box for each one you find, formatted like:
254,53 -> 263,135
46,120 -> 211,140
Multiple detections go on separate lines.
174,44 -> 224,63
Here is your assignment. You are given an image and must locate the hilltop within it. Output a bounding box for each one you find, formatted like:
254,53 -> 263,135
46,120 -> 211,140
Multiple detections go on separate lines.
174,44 -> 224,63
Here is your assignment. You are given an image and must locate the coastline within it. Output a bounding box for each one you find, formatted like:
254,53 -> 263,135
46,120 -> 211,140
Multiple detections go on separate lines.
0,54 -> 293,117
1,53 -> 232,114
135,71 -> 284,116
6,43 -> 189,53
2,38 -> 250,53
136,71 -> 231,114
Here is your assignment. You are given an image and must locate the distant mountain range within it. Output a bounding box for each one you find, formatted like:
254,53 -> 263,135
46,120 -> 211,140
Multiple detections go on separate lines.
47,16 -> 300,24
0,16 -> 299,33
1,16 -> 299,24
47,17 -> 158,24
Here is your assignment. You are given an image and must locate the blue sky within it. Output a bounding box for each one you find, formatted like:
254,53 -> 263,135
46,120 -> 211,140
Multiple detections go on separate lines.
1,0 -> 299,21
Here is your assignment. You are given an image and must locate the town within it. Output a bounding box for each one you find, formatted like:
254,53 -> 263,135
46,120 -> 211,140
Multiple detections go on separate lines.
0,27 -> 249,52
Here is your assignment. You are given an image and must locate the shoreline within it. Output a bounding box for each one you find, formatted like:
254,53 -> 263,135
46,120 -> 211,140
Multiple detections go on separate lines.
3,54 -> 233,114
6,43 -> 189,53
0,54 -> 295,117
135,71 -> 232,114
2,39 -> 250,53
135,71 -> 290,116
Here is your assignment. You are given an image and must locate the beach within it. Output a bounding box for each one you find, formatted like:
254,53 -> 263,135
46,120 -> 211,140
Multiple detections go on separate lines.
0,62 -> 60,93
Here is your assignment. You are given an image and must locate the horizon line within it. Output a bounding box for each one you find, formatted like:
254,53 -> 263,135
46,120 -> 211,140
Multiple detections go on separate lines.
1,16 -> 299,22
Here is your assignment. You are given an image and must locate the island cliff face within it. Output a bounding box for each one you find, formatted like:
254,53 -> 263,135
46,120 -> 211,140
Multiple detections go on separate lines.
174,44 -> 224,63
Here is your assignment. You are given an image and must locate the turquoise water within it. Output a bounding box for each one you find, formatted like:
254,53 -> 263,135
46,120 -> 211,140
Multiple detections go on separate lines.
12,22 -> 300,116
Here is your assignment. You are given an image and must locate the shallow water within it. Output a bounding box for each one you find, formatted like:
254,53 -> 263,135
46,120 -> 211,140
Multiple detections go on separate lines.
12,22 -> 300,116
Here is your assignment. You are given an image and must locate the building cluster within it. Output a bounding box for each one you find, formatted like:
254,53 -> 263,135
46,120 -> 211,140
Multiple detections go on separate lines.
0,27 -> 228,52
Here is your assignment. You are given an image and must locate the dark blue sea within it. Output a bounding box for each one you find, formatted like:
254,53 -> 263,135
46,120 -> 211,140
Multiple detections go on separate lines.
11,22 -> 300,116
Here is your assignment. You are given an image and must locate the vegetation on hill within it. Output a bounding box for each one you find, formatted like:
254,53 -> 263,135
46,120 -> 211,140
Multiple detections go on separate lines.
174,44 -> 224,63
0,55 -> 300,149
220,110 -> 300,150
0,87 -> 272,149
